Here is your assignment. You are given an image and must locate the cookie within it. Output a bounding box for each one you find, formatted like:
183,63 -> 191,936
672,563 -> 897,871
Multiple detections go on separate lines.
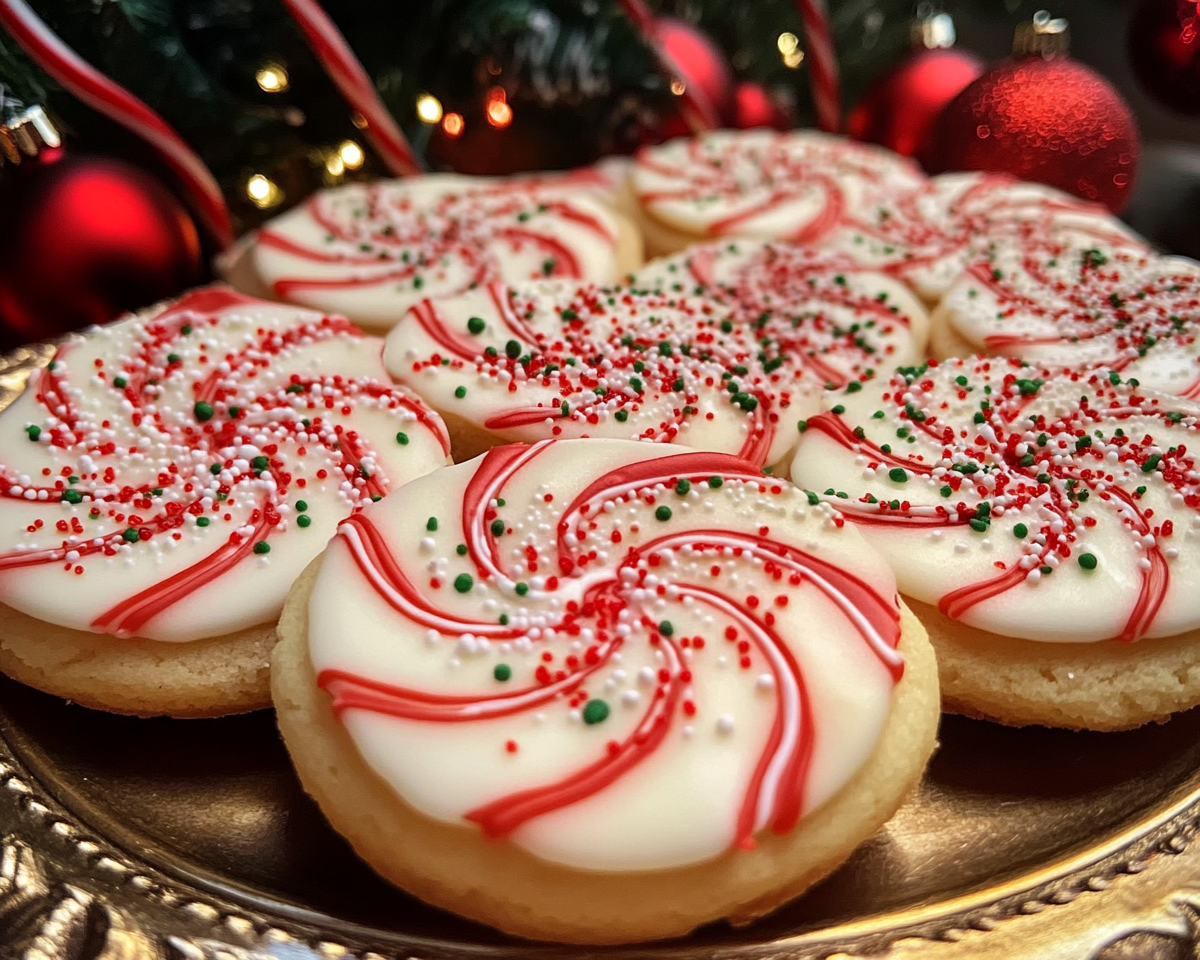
0,287 -> 450,717
230,173 -> 642,331
631,129 -> 927,258
273,438 -> 939,943
789,356 -> 1200,730
932,238 -> 1200,398
382,280 -> 803,470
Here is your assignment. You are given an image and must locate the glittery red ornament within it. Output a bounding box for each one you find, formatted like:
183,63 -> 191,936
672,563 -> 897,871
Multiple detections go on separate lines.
733,81 -> 789,130
1127,0 -> 1200,114
847,47 -> 984,163
0,151 -> 202,343
655,17 -> 735,138
927,56 -> 1140,213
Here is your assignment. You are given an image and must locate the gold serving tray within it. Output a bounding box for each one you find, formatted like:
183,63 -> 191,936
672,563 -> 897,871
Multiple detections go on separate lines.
1,342 -> 1200,960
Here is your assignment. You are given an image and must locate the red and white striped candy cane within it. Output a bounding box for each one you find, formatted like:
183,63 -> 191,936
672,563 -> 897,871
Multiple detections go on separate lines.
0,0 -> 233,248
795,0 -> 841,133
616,0 -> 720,133
279,0 -> 423,177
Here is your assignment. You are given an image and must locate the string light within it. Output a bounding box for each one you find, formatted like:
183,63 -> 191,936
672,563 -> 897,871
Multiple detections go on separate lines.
416,94 -> 444,124
442,112 -> 465,137
670,79 -> 687,96
338,140 -> 364,169
255,63 -> 290,93
485,87 -> 512,128
777,32 -> 805,69
246,174 -> 282,209
325,153 -> 345,177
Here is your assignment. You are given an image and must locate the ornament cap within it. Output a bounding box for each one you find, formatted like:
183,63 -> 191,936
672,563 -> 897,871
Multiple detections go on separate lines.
1013,10 -> 1071,59
912,6 -> 957,50
0,100 -> 62,167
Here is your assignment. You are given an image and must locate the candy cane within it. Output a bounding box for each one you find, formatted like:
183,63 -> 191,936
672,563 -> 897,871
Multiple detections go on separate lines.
795,0 -> 841,132
279,0 -> 423,177
0,0 -> 233,248
616,0 -> 720,133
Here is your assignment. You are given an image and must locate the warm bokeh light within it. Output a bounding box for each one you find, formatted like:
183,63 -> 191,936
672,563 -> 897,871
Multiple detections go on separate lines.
442,112 -> 465,137
255,64 -> 289,93
783,49 -> 805,69
416,94 -> 444,124
325,153 -> 345,177
245,174 -> 282,209
777,32 -> 798,55
338,140 -> 365,169
486,100 -> 513,128
670,79 -> 687,96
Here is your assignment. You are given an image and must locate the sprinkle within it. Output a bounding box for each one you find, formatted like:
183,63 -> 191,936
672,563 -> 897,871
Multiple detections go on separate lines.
505,340 -> 522,359
493,664 -> 512,682
196,517 -> 210,527
708,476 -> 723,488
658,620 -> 674,636
193,402 -> 214,422
456,544 -> 468,555
25,426 -> 39,441
61,489 -> 83,505
1078,553 -> 1098,570
454,573 -> 474,593
122,528 -> 140,543
515,582 -> 529,596
396,432 -> 409,445
1013,523 -> 1028,538
831,405 -> 846,415
297,515 -> 311,528
888,468 -> 908,483
112,376 -> 127,389
454,385 -> 467,398
297,501 -> 308,511
426,517 -> 438,531
491,518 -> 505,537
253,541 -> 271,555
467,316 -> 486,335
675,479 -> 691,496
582,699 -> 610,725
797,420 -> 808,433
655,505 -> 672,521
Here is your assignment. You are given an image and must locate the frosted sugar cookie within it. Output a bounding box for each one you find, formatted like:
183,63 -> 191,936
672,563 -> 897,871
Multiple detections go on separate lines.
235,173 -> 641,331
631,129 -> 927,257
383,280 -> 803,470
273,438 -> 939,943
631,240 -> 932,378
933,241 -> 1200,398
0,287 -> 450,717
790,357 -> 1200,730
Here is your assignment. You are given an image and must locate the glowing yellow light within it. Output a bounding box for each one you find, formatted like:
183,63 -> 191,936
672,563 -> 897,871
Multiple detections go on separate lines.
486,99 -> 513,128
442,112 -> 464,137
325,153 -> 345,177
777,32 -> 799,55
416,94 -> 444,124
255,64 -> 289,93
670,79 -> 687,96
246,174 -> 282,209
783,49 -> 805,69
338,140 -> 364,169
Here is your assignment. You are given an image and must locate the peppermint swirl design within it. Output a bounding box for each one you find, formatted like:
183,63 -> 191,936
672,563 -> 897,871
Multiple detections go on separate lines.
0,288 -> 449,641
252,177 -> 622,326
791,358 -> 1200,643
309,440 -> 903,871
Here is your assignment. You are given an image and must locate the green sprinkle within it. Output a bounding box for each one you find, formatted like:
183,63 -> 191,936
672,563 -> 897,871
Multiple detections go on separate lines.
969,518 -> 989,533
196,516 -> 210,527
831,404 -> 846,415
614,410 -> 629,422
112,377 -> 127,389
888,468 -> 908,483
454,385 -> 467,399
297,515 -> 311,528
797,420 -> 808,433
1078,553 -> 1098,570
846,381 -> 862,393
286,383 -> 305,394
1015,378 -> 1044,396
1040,565 -> 1053,576
499,614 -> 509,626
61,489 -> 83,505
1136,485 -> 1147,495
955,376 -> 969,387
253,541 -> 271,554
672,377 -> 685,392
166,353 -> 180,364
655,505 -> 673,522
675,479 -> 691,496
881,444 -> 892,453
505,340 -> 521,359
1014,523 -> 1029,538
227,406 -> 241,419
251,455 -> 270,472
658,620 -> 674,636
25,425 -> 40,441
122,528 -> 140,543
515,582 -> 529,596
181,325 -> 192,335
467,316 -> 486,335
630,377 -> 643,392
454,573 -> 474,593
582,699 -> 610,725
491,518 -> 506,537
708,476 -> 723,488
493,664 -> 512,682
940,485 -> 952,497
1142,454 -> 1162,473
806,490 -> 820,505
194,401 -> 214,422
396,432 -> 409,445
1075,436 -> 1092,451
426,517 -> 438,531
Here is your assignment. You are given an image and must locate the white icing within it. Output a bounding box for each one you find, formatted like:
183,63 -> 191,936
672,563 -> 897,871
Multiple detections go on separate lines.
251,174 -> 624,329
0,289 -> 449,641
307,438 -> 902,871
789,358 -> 1200,642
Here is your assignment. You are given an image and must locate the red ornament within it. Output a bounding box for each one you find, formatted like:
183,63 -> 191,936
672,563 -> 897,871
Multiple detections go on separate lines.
927,56 -> 1140,213
733,81 -> 789,130
0,151 -> 202,344
847,47 -> 984,163
1128,0 -> 1200,114
655,17 -> 735,138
